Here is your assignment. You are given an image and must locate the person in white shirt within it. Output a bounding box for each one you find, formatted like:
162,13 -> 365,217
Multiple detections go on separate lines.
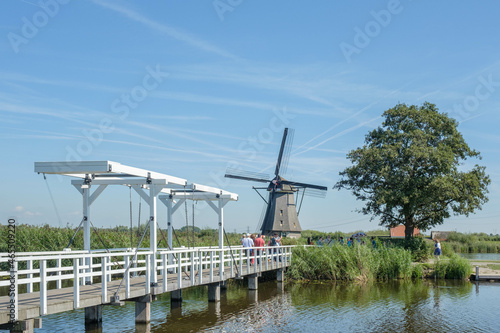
242,233 -> 254,264
434,239 -> 442,260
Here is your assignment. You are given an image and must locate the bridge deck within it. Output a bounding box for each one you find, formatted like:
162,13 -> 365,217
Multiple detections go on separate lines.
0,260 -> 288,325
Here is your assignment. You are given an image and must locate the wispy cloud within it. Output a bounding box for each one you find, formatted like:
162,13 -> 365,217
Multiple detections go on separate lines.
169,63 -> 344,108
151,90 -> 333,117
1,71 -> 124,94
144,115 -> 214,121
125,120 -> 244,154
295,115 -> 381,157
0,100 -> 109,129
91,0 -> 238,60
292,82 -> 413,156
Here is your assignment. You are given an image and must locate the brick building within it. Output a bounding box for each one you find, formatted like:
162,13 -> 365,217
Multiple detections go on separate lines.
390,225 -> 420,238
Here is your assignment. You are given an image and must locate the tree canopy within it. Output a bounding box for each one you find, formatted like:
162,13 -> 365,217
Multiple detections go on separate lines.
334,102 -> 490,239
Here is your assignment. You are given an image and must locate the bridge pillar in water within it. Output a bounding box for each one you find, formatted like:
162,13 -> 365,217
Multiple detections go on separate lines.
135,295 -> 152,323
208,282 -> 221,302
84,305 -> 102,327
248,274 -> 258,290
10,318 -> 41,333
135,323 -> 151,333
171,289 -> 182,308
220,280 -> 227,291
277,268 -> 285,282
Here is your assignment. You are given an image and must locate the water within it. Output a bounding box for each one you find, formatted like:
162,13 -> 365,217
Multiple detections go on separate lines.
459,253 -> 500,261
7,279 -> 499,333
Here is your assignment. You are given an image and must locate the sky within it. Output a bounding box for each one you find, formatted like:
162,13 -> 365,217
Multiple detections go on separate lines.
1,0 -> 500,235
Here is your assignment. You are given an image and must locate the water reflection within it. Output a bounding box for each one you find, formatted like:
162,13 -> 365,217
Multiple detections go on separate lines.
459,253 -> 500,260
287,280 -> 492,333
7,280 -> 500,333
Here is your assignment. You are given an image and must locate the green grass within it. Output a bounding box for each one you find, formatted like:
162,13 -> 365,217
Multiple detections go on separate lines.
432,254 -> 472,279
443,232 -> 500,253
287,242 -> 472,282
487,264 -> 500,270
445,240 -> 500,253
0,224 -> 243,253
287,243 -> 413,282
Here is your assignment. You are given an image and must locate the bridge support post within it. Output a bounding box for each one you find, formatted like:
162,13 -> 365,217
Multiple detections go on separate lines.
171,289 -> 182,308
208,282 -> 221,302
10,318 -> 41,333
220,280 -> 227,291
277,268 -> 285,282
248,274 -> 258,290
135,295 -> 152,323
85,305 -> 102,326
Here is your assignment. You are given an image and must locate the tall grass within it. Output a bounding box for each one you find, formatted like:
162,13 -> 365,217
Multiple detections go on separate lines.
444,232 -> 500,253
445,241 -> 500,253
447,232 -> 500,242
0,224 -> 243,253
432,254 -> 471,279
287,244 -> 413,282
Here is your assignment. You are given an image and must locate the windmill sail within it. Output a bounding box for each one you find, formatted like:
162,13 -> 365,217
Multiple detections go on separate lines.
274,128 -> 289,177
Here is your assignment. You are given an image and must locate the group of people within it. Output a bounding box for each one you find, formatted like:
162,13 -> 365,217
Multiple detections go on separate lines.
309,236 -> 378,248
308,234 -> 443,260
240,232 -> 282,264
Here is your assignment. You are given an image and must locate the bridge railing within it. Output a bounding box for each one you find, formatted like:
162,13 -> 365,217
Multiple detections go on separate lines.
0,245 -> 293,320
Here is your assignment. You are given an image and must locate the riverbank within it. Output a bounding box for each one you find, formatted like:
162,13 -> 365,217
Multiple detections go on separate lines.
468,260 -> 500,278
287,245 -> 473,281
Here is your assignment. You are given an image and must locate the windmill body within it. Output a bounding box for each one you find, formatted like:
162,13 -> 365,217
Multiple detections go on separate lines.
261,177 -> 302,238
225,128 -> 327,238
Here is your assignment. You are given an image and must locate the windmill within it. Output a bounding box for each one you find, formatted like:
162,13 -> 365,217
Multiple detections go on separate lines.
225,128 -> 327,238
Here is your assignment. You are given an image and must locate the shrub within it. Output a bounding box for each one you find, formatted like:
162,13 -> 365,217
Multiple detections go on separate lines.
445,254 -> 472,279
411,264 -> 424,279
287,243 -> 414,282
431,254 -> 471,279
402,237 -> 431,262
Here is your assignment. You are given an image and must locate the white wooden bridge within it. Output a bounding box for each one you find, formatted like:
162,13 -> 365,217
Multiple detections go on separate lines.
1,161 -> 296,332
0,245 -> 293,332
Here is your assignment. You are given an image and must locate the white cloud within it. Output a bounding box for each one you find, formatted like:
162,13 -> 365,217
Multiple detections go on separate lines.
13,205 -> 42,217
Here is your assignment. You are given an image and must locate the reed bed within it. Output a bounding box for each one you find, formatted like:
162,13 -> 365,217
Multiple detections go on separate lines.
432,254 -> 472,279
443,232 -> 500,253
287,244 -> 415,282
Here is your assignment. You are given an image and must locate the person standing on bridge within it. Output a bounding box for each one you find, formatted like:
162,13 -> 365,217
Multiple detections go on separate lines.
242,233 -> 254,264
254,234 -> 265,264
270,233 -> 282,262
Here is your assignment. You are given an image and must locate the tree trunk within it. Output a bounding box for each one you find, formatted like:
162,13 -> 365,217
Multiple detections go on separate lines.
404,219 -> 414,241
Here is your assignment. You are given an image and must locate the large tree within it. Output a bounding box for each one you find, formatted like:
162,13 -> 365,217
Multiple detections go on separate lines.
334,102 -> 490,240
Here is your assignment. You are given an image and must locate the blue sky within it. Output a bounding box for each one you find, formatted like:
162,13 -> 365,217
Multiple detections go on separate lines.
1,0 -> 500,235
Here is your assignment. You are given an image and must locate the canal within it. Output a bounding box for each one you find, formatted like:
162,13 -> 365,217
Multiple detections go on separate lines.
5,279 -> 498,332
